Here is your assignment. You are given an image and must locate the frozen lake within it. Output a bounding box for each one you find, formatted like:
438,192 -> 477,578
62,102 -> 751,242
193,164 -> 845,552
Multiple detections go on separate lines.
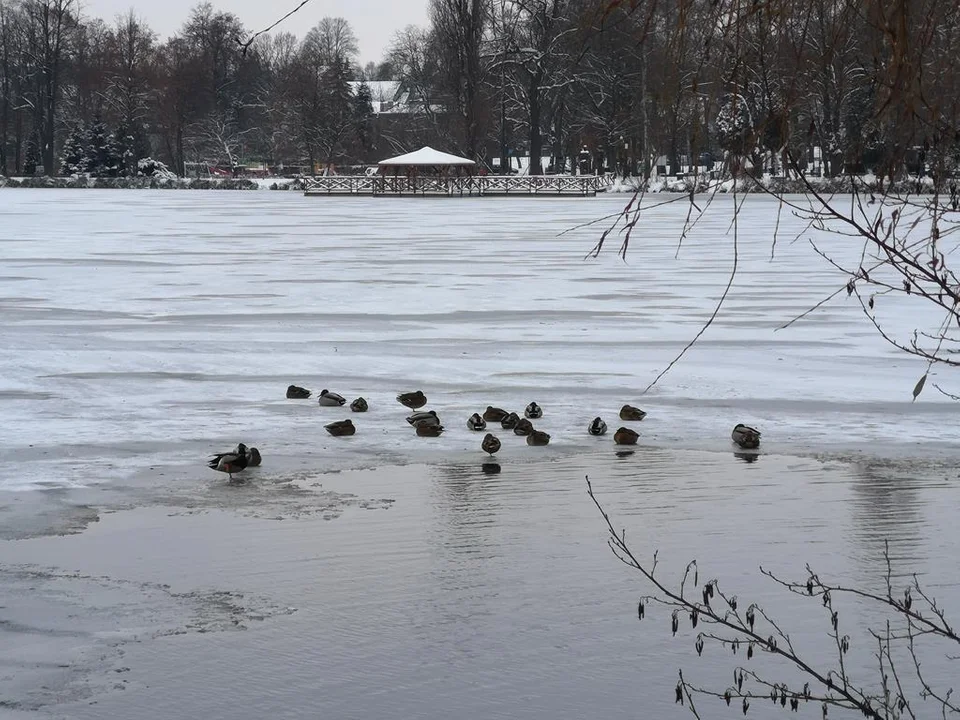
0,189 -> 958,719
1,189 -> 958,491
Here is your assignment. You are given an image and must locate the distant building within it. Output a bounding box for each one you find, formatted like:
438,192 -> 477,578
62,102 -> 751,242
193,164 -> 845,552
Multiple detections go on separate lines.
347,81 -> 443,116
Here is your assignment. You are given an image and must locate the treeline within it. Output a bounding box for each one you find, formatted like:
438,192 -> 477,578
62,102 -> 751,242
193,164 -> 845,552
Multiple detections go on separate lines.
1,0 -> 957,180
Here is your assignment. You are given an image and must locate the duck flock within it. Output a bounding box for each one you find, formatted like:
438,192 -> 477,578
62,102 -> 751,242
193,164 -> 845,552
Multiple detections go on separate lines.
207,384 -> 762,483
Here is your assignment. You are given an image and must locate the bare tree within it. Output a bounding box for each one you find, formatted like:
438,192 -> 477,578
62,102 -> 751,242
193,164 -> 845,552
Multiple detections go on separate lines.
20,0 -> 76,174
429,0 -> 490,158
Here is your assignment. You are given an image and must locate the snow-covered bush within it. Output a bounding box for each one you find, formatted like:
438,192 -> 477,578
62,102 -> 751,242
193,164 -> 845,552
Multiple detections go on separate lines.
136,157 -> 177,180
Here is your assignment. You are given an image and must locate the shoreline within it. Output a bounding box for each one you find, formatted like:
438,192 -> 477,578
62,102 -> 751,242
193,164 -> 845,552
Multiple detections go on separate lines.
0,174 -> 948,195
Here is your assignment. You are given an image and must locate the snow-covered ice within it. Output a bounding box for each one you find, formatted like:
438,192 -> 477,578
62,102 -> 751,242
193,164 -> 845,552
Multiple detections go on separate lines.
0,189 -> 957,490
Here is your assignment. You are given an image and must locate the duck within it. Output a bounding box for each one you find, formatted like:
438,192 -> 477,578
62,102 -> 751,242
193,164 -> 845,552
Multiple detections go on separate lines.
482,406 -> 509,423
466,413 -> 486,431
416,423 -> 444,437
406,410 -> 436,423
481,433 -> 501,455
731,423 -> 761,449
500,412 -> 520,430
619,404 -> 647,421
286,385 -> 311,399
524,402 -> 543,419
324,419 -> 356,436
526,430 -> 551,446
397,391 -> 427,409
614,427 -> 640,445
588,417 -> 608,436
318,389 -> 347,407
208,443 -> 250,482
246,446 -> 262,467
407,410 -> 439,427
350,397 -> 368,412
513,418 -> 535,436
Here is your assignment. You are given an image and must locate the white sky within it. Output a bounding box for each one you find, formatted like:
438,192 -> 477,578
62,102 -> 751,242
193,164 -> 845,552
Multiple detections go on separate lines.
77,0 -> 429,64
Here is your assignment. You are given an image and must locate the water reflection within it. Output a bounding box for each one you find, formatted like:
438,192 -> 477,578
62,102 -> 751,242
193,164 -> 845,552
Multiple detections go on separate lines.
615,450 -> 635,459
734,451 -> 760,464
846,458 -> 938,584
481,462 -> 501,475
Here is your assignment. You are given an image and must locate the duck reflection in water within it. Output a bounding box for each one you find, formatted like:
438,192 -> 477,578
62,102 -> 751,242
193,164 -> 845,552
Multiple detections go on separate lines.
615,450 -> 635,459
481,462 -> 502,475
734,451 -> 760,464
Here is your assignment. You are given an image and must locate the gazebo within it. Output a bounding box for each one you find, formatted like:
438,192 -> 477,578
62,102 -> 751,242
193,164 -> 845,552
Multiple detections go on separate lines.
377,146 -> 476,179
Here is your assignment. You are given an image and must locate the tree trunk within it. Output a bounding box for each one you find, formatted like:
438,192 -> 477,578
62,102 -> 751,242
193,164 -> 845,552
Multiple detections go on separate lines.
528,72 -> 543,176
42,75 -> 55,175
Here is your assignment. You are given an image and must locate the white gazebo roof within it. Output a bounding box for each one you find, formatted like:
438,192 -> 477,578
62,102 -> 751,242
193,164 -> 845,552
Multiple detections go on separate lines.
378,146 -> 476,166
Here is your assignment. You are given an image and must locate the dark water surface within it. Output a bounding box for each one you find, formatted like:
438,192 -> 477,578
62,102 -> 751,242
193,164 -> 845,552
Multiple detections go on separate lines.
0,448 -> 955,719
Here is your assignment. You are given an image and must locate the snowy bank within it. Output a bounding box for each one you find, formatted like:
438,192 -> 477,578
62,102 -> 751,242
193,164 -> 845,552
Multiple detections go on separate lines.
604,172 -> 948,195
0,175 -> 305,191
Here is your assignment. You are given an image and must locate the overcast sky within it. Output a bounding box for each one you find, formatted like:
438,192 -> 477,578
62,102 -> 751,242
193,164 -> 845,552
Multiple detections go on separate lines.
78,0 -> 429,64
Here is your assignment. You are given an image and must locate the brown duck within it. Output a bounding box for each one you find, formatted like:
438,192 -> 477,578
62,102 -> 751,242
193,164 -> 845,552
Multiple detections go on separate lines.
416,423 -> 444,437
325,419 -> 356,436
614,427 -> 639,445
397,391 -> 427,409
482,406 -> 509,422
513,418 -> 534,436
500,412 -> 520,430
526,430 -> 550,446
350,397 -> 368,412
286,385 -> 311,399
481,433 -> 501,455
619,404 -> 647,421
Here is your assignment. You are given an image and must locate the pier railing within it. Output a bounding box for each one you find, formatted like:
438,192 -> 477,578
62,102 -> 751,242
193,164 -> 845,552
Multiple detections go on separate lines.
304,174 -> 604,197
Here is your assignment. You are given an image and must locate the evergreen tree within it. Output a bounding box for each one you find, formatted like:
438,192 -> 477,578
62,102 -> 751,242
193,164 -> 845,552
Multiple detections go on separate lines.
114,120 -> 152,176
60,124 -> 88,175
85,120 -> 122,177
352,80 -> 374,156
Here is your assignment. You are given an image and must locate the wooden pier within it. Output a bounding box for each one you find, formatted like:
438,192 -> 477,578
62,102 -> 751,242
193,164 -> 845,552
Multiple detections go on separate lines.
303,174 -> 605,197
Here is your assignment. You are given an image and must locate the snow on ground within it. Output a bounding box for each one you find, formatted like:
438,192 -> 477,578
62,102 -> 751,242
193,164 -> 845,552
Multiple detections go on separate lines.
0,189 -> 957,490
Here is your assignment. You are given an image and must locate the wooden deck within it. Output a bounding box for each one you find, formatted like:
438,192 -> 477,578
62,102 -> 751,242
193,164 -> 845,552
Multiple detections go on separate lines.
303,174 -> 604,197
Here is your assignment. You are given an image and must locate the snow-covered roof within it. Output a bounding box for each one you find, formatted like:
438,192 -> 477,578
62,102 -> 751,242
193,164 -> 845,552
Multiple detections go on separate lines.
378,146 -> 476,166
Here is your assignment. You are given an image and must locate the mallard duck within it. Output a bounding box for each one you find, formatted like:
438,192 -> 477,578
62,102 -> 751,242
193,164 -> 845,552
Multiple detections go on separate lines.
526,430 -> 550,446
350,397 -> 368,412
619,404 -> 647,421
318,389 -> 347,406
731,424 -> 761,449
482,406 -> 509,422
324,419 -> 356,436
588,417 -> 608,436
416,423 -> 444,437
514,418 -> 534,436
524,402 -> 543,419
481,433 -> 501,455
208,443 -> 249,482
614,427 -> 640,445
286,385 -> 311,399
466,413 -> 486,431
246,446 -> 262,467
406,410 -> 439,426
397,391 -> 427,409
500,412 -> 520,430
